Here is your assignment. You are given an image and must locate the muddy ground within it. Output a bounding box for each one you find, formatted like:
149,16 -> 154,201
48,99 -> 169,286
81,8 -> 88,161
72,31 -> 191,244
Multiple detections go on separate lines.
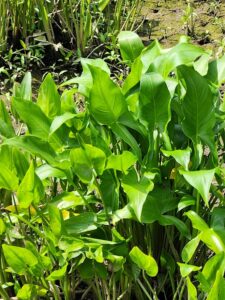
140,0 -> 225,54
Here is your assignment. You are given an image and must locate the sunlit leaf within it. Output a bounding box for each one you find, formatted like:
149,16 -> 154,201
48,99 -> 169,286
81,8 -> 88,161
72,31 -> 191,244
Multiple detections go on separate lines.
2,245 -> 38,275
37,73 -> 60,118
178,263 -> 201,277
47,264 -> 67,281
129,246 -> 158,277
161,147 -> 191,170
182,236 -> 200,263
17,161 -> 44,208
106,151 -> 137,174
186,277 -> 197,300
118,31 -> 144,62
88,65 -> 127,125
180,169 -> 215,206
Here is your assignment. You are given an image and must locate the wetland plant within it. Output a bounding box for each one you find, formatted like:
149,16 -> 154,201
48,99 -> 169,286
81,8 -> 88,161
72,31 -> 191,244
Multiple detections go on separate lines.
0,32 -> 225,299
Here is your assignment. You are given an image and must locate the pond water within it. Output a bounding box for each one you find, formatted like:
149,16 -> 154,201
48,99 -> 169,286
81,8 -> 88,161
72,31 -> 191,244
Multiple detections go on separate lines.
140,0 -> 225,53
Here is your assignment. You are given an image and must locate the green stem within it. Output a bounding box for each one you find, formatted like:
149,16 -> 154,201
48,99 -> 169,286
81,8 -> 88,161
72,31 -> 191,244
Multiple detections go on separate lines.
137,279 -> 152,300
178,280 -> 186,300
143,271 -> 158,300
165,227 -> 180,262
0,285 -> 10,300
172,278 -> 184,300
94,177 -> 110,225
196,192 -> 200,215
94,276 -> 103,300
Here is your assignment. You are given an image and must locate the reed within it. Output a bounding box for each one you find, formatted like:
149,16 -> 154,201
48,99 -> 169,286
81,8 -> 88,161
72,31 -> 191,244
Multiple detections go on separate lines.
0,0 -> 141,56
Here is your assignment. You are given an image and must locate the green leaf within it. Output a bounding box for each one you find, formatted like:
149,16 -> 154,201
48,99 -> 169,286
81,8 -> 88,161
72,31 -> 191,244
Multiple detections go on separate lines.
50,112 -> 76,135
60,89 -> 77,114
0,100 -> 15,138
2,244 -> 38,275
36,164 -> 66,180
61,58 -> 110,97
17,161 -> 44,208
139,72 -> 171,133
58,237 -> 84,253
12,98 -> 63,149
182,236 -> 200,263
78,259 -> 94,279
118,31 -> 144,62
150,43 -> 204,78
97,0 -> 110,11
48,204 -> 64,238
185,210 -> 209,231
179,169 -> 215,206
37,73 -> 60,118
178,263 -> 201,277
206,54 -> 225,86
161,147 -> 191,170
17,284 -> 47,300
200,252 -> 225,292
159,215 -> 190,237
186,277 -> 197,300
178,195 -> 195,212
70,144 -> 106,183
47,264 -> 67,281
193,53 -> 210,76
178,66 -> 216,154
106,151 -> 137,174
129,246 -> 158,277
122,170 -> 154,221
13,98 -> 50,138
12,148 -> 30,180
88,65 -> 127,125
100,170 -> 119,212
3,136 -> 56,164
0,218 -> 6,235
51,191 -> 85,210
122,40 -> 161,94
0,163 -> 18,191
64,212 -> 97,234
211,207 -> 225,230
141,185 -> 178,223
19,72 -> 32,100
112,204 -> 134,223
110,123 -> 141,161
200,228 -> 225,253
206,270 -> 225,300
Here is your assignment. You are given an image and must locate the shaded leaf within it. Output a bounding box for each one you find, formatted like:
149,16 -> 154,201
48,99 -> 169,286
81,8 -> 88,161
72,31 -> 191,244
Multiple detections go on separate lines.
64,212 -> 97,234
122,170 -> 154,221
70,144 -> 106,183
